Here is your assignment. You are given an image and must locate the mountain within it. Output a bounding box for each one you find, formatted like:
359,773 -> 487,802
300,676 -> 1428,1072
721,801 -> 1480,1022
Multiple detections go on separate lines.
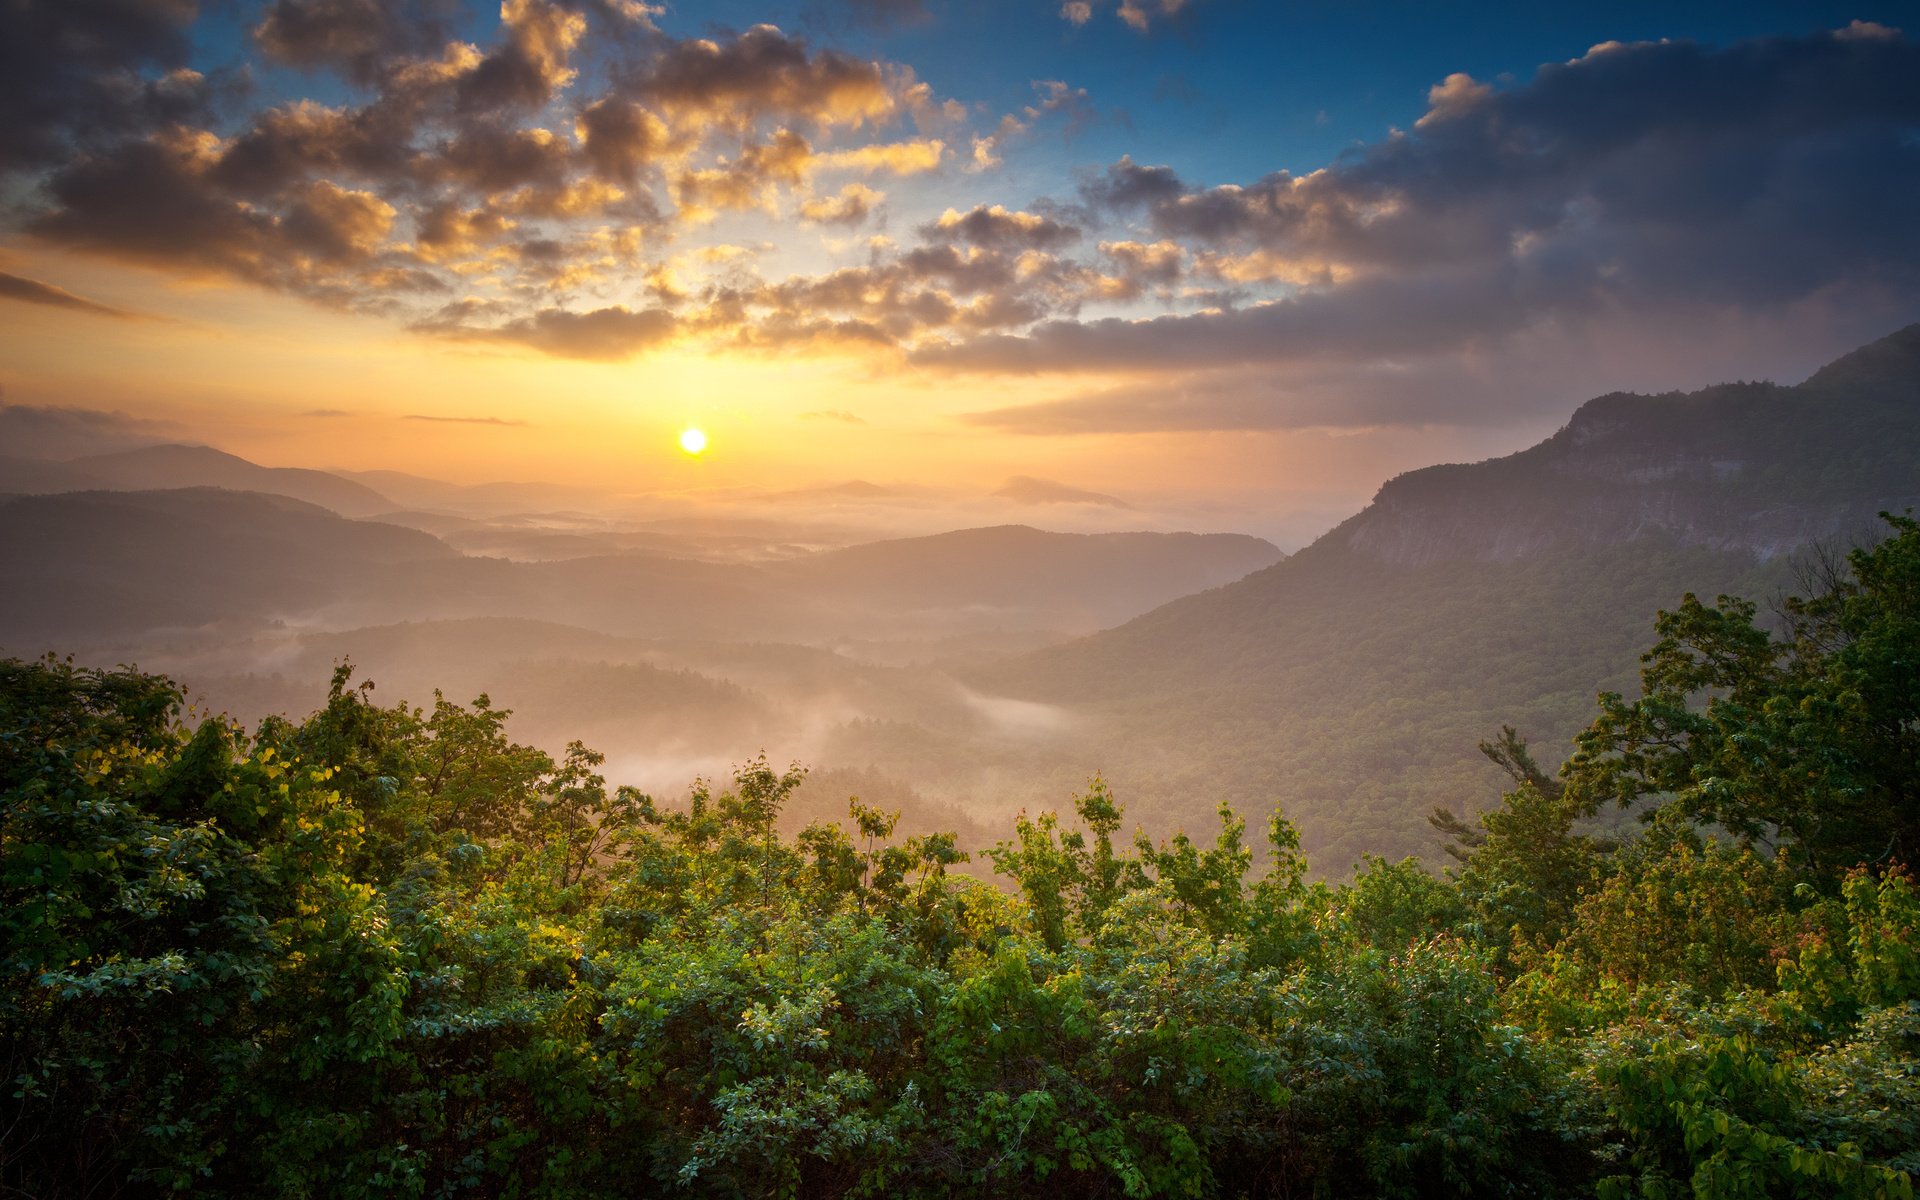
0,492 -> 1284,651
969,324 -> 1920,869
9,444 -> 402,517
0,455 -> 99,493
0,488 -> 454,644
331,468 -> 608,515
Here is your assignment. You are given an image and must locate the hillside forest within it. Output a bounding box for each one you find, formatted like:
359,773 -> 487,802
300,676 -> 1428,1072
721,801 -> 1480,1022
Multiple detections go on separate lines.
4,514 -> 1917,1198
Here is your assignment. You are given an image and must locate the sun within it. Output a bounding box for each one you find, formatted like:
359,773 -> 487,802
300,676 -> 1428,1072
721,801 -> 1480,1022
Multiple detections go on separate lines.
679,427 -> 708,455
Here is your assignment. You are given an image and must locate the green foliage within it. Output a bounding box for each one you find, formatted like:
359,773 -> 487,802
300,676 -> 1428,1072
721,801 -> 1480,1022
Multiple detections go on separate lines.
3,516 -> 1918,1196
1563,514 -> 1920,876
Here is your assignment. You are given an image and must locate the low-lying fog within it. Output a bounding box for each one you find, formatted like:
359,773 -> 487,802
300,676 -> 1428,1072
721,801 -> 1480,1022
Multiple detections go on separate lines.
0,442 -> 1290,849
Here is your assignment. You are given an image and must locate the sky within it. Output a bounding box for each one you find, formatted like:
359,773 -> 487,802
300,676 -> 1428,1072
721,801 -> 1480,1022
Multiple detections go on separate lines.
1,0 -> 1917,545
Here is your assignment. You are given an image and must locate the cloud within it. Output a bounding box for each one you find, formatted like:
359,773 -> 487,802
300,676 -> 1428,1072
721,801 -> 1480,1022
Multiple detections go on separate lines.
301,408 -> 354,417
10,10 -> 1915,399
924,28 -> 1920,389
0,0 -> 207,173
993,475 -> 1132,507
576,97 -> 674,183
799,409 -> 867,423
1079,154 -> 1184,211
799,183 -> 883,226
414,302 -> 679,361
673,128 -> 814,221
634,24 -> 909,131
402,413 -> 530,425
698,235 -> 1104,356
253,0 -> 455,84
1,0 -> 998,348
25,127 -> 449,308
968,79 -> 1094,171
958,361 -> 1532,434
0,403 -> 187,458
923,205 -> 1081,251
455,0 -> 587,114
813,138 -> 946,175
1096,239 -> 1186,299
1060,0 -> 1197,33
0,272 -> 144,320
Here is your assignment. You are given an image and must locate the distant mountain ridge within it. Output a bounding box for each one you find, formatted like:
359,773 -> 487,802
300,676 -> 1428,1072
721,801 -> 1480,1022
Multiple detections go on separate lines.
1339,324 -> 1920,566
0,492 -> 1283,650
0,444 -> 398,517
964,323 -> 1920,867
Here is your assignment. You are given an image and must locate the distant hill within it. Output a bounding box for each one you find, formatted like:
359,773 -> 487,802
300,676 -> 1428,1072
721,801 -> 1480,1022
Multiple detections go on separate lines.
0,488 -> 453,643
969,324 -> 1920,869
332,468 -> 607,515
0,494 -> 1285,650
0,444 -> 399,517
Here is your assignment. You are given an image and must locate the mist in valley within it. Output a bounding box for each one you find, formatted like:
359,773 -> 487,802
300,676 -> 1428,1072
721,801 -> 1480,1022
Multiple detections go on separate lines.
0,434 -> 1290,854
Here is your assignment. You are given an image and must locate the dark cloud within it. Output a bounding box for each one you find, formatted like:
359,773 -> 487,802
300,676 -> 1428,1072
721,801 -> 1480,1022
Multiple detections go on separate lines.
456,0 -> 587,114
0,403 -> 185,458
576,96 -> 673,183
25,134 -> 432,307
1079,154 -> 1184,212
921,262 -> 1525,372
252,0 -> 454,84
921,204 -> 1081,251
960,361 -> 1530,434
438,121 -> 575,194
956,307 -> 1920,435
0,271 -> 143,319
929,29 -> 1920,383
30,134 -> 285,282
209,99 -> 424,198
634,24 -> 905,131
0,0 -> 206,173
1134,32 -> 1920,289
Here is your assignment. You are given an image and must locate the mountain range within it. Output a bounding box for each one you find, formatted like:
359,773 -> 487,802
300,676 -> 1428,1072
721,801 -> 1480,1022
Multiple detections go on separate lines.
2,325 -> 1914,868
963,323 -> 1920,865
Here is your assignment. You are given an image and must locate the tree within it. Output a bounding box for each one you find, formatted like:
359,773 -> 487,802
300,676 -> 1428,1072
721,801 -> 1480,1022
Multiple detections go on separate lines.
1561,513 -> 1920,880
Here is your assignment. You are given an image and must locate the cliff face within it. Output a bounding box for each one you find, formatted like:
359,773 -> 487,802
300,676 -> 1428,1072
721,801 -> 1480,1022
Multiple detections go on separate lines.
1338,326 -> 1920,566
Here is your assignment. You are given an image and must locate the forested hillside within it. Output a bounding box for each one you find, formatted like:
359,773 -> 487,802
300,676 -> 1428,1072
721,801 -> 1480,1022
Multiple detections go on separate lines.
5,516 -> 1917,1198
973,325 -> 1920,867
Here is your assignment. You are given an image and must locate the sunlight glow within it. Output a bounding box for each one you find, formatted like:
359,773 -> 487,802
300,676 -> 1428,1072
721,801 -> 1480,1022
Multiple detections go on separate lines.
679,427 -> 708,455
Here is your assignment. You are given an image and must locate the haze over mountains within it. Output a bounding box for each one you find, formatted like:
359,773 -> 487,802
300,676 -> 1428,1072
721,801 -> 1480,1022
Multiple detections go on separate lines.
3,325 -> 1916,866
970,323 -> 1920,864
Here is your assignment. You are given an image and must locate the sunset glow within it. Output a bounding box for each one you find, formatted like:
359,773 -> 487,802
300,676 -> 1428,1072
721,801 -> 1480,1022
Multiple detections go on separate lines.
0,3 -> 1913,546
5,6 -> 1920,1190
